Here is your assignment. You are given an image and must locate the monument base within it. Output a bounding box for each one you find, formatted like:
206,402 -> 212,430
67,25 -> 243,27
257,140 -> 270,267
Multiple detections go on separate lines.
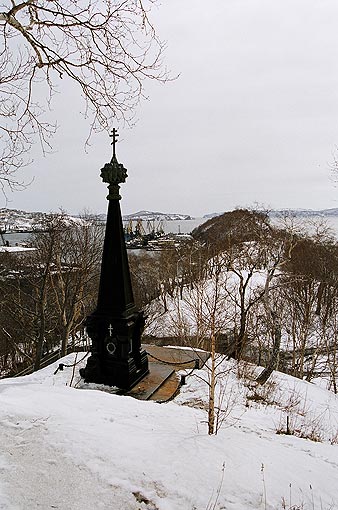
80,349 -> 149,390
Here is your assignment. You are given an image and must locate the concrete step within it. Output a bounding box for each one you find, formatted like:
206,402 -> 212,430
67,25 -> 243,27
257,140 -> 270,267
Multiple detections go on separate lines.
122,346 -> 210,402
124,363 -> 174,401
148,371 -> 181,402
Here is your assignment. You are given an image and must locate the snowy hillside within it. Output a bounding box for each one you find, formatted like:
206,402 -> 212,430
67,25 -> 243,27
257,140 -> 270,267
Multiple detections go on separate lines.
0,208 -> 88,232
123,210 -> 193,221
0,208 -> 193,232
271,208 -> 338,217
1,353 -> 338,510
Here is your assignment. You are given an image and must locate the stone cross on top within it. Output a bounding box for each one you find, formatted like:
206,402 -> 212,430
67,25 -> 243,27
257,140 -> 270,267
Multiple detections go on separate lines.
110,128 -> 119,158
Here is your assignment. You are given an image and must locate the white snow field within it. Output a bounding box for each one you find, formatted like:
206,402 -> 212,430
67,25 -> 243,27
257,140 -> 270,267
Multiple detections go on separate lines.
1,353 -> 338,510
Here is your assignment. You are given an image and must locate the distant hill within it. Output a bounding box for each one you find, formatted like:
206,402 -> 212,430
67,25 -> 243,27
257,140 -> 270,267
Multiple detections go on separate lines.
270,208 -> 338,217
0,208 -> 194,233
123,210 -> 193,221
0,208 -> 87,232
0,208 -> 51,231
202,212 -> 221,219
192,209 -> 270,246
193,207 -> 338,248
206,208 -> 338,219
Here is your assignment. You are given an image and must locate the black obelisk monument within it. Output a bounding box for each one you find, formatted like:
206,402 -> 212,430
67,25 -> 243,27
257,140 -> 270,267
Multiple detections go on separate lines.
80,129 -> 149,389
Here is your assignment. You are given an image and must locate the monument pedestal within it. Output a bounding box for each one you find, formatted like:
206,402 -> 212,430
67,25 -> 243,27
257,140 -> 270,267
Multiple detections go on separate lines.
81,311 -> 149,389
83,351 -> 149,389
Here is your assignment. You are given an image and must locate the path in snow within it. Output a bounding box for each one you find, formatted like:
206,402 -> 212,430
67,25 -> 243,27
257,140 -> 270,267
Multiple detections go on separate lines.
0,414 -> 135,510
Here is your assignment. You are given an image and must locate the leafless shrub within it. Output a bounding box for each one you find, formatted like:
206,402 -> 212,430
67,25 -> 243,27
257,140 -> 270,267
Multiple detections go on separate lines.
329,429 -> 338,445
276,413 -> 324,443
246,376 -> 280,408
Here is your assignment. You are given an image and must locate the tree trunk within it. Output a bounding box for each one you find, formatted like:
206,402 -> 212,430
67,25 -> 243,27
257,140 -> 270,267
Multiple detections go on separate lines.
34,302 -> 46,371
208,331 -> 216,435
256,323 -> 281,384
61,322 -> 72,357
34,239 -> 54,371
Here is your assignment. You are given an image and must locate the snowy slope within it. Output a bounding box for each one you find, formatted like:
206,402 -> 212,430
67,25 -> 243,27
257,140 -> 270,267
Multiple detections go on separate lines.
123,211 -> 193,221
0,209 -> 92,232
0,354 -> 338,510
145,269 -> 268,338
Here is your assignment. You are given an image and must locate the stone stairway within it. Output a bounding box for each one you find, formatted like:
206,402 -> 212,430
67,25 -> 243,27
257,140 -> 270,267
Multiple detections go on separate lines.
123,345 -> 210,402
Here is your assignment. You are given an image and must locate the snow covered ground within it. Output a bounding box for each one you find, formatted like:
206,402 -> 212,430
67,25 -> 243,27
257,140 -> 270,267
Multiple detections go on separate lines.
1,354 -> 338,510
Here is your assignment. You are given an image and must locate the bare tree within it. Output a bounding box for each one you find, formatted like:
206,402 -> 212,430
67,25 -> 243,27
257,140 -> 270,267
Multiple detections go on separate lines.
281,231 -> 338,381
0,0 -> 167,190
255,235 -> 297,384
0,247 -> 56,373
30,211 -> 103,358
156,251 -> 233,434
193,209 -> 274,360
221,242 -> 266,360
0,211 -> 103,374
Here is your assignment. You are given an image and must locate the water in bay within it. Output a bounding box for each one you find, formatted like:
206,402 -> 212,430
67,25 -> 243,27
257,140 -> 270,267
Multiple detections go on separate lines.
1,232 -> 33,247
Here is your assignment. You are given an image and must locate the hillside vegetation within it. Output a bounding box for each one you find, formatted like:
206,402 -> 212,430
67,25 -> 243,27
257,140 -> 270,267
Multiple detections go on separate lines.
144,209 -> 338,390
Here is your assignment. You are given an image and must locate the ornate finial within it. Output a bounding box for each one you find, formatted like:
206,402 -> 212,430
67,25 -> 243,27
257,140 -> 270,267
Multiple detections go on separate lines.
100,129 -> 128,200
110,128 -> 119,158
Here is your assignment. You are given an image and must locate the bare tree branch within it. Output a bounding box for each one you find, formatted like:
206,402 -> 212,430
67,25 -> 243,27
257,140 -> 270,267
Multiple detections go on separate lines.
0,0 -> 167,191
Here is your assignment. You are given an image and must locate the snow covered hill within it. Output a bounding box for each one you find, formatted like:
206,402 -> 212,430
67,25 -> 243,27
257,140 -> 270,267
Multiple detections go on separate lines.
271,208 -> 338,217
1,353 -> 338,510
0,208 -> 193,233
0,208 -> 87,232
123,210 -> 193,222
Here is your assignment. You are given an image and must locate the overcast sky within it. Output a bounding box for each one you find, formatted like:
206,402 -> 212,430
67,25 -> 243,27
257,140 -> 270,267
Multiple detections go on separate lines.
3,0 -> 338,217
